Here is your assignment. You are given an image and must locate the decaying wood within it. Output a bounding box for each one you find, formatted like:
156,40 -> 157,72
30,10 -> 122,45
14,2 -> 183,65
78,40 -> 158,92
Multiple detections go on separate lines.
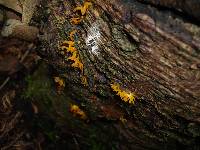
137,0 -> 200,22
37,0 -> 200,149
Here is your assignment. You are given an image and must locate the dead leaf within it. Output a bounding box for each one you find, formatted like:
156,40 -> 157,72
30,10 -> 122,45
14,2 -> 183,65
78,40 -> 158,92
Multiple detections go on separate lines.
0,0 -> 22,14
0,55 -> 22,75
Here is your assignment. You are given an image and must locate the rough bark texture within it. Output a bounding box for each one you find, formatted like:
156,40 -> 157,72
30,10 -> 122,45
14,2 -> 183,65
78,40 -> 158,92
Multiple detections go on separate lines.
137,0 -> 200,22
34,0 -> 200,149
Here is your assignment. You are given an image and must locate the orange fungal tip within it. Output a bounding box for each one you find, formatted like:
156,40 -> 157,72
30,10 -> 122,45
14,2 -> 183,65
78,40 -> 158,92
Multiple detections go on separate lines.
111,83 -> 136,104
81,76 -> 88,86
58,0 -> 92,77
74,2 -> 92,16
54,77 -> 65,93
69,30 -> 77,40
70,104 -> 87,120
70,17 -> 83,25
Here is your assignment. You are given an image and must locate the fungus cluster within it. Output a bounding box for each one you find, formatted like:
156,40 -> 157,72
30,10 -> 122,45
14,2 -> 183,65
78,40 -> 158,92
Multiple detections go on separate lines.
59,0 -> 92,86
111,83 -> 136,104
70,104 -> 87,120
54,77 -> 65,93
60,30 -> 83,72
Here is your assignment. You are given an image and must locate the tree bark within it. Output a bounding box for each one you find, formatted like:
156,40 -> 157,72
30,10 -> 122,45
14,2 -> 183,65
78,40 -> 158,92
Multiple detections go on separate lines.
137,0 -> 200,22
36,0 -> 200,149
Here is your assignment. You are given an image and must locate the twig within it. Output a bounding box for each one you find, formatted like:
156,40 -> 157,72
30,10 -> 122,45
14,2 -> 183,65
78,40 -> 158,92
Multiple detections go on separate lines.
73,135 -> 80,150
1,131 -> 24,150
0,77 -> 10,91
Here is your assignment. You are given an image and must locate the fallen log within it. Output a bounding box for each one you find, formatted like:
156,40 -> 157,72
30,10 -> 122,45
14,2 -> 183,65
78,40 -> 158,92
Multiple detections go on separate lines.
34,0 -> 200,149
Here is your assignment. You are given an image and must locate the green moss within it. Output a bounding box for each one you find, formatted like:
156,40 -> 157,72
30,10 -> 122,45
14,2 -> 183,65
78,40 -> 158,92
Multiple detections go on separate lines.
22,62 -> 55,108
21,62 -> 120,149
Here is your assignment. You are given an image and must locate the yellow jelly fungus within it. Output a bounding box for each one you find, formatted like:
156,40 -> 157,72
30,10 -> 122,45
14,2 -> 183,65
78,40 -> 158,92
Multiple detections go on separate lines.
54,77 -> 65,87
68,51 -> 78,61
68,52 -> 83,72
81,75 -> 88,86
70,17 -> 83,25
72,58 -> 83,72
61,45 -> 77,53
69,30 -> 77,40
60,33 -> 83,73
70,104 -> 87,120
62,40 -> 75,46
74,2 -> 92,16
59,1 -> 92,76
111,83 -> 136,104
119,116 -> 127,124
54,77 -> 65,93
60,40 -> 77,53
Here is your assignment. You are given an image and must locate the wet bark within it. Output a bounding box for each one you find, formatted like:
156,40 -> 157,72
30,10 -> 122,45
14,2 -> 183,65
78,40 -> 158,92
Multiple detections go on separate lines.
137,0 -> 200,22
36,0 -> 200,149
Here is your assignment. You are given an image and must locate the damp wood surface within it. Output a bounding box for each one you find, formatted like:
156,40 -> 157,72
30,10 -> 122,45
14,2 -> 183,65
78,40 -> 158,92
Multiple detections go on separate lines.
35,0 -> 200,149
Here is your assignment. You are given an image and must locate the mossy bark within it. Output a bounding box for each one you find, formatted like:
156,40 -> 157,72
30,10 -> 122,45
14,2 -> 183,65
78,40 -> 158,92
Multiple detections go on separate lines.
33,0 -> 200,149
